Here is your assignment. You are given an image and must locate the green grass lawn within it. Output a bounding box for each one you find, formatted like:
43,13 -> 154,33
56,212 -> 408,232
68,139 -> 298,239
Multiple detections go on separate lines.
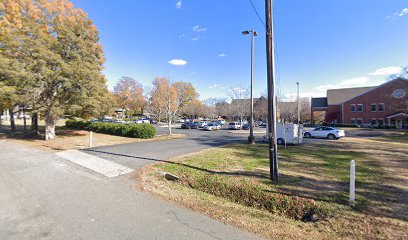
144,140 -> 407,240
160,142 -> 379,209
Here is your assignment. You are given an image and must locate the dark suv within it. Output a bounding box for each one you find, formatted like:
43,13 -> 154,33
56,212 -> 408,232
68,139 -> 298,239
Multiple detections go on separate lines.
181,122 -> 199,129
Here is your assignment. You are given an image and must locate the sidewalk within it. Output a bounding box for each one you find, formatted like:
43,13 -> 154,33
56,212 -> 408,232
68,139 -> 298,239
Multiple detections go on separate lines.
0,140 -> 258,240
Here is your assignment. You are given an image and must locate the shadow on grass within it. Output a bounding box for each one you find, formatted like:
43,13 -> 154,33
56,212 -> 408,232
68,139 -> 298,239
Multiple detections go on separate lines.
83,149 -> 271,179
0,126 -> 84,140
84,141 -> 408,221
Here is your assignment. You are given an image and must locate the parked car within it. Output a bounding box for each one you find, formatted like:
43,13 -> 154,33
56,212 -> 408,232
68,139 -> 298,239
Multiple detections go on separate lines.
254,121 -> 263,127
242,123 -> 251,130
133,118 -> 150,124
303,127 -> 345,140
197,121 -> 208,128
217,119 -> 226,125
18,114 -> 31,119
182,118 -> 192,123
148,118 -> 158,124
203,123 -> 221,131
228,122 -> 242,130
259,122 -> 267,127
181,122 -> 199,129
114,119 -> 127,124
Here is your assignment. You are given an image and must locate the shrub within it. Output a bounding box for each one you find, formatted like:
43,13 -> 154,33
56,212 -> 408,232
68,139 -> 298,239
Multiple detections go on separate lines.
65,120 -> 156,139
66,119 -> 90,129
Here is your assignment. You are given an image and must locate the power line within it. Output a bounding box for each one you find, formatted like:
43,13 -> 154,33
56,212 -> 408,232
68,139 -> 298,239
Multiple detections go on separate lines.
272,3 -> 281,98
249,0 -> 266,27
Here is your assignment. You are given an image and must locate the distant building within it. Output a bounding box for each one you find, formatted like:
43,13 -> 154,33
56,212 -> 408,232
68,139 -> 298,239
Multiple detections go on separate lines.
311,77 -> 408,128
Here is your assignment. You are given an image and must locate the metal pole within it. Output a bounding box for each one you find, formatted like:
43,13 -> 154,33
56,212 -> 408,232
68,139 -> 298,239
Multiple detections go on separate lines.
265,0 -> 278,182
89,130 -> 93,148
297,82 -> 300,124
350,160 -> 356,207
248,29 -> 255,144
297,82 -> 300,144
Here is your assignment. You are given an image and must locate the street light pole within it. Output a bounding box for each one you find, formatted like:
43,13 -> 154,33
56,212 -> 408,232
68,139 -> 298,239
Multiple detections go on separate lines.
297,82 -> 301,144
265,0 -> 279,182
242,29 -> 257,144
297,82 -> 300,125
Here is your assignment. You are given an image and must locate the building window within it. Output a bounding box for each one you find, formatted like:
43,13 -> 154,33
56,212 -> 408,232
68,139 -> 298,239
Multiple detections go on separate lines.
378,119 -> 384,126
357,104 -> 364,112
371,104 -> 377,112
351,104 -> 356,112
357,118 -> 363,125
378,103 -> 385,112
371,118 -> 377,125
351,118 -> 356,125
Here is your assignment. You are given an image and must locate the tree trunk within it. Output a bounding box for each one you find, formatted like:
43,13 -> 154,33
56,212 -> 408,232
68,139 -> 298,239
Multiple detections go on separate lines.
9,108 -> 15,131
45,112 -> 56,140
23,105 -> 26,130
168,118 -> 172,135
31,112 -> 39,132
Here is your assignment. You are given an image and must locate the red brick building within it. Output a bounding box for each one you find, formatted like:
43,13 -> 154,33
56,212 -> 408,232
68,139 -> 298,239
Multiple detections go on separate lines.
311,77 -> 408,128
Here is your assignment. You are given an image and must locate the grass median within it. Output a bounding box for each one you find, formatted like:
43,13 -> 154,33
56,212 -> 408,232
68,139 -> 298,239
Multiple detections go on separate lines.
141,140 -> 407,239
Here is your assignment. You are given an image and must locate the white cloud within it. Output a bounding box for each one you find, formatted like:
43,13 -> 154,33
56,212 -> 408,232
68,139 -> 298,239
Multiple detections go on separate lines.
192,25 -> 207,32
398,8 -> 408,17
338,76 -> 370,86
175,1 -> 182,9
208,84 -> 225,89
218,53 -> 226,57
232,87 -> 248,93
369,66 -> 403,76
168,59 -> 187,66
191,36 -> 200,41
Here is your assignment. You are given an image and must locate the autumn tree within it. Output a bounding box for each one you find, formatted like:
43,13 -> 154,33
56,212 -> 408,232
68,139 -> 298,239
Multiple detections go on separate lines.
254,96 -> 268,121
214,99 -> 230,118
228,87 -> 250,125
0,0 -> 109,140
113,76 -> 145,116
149,77 -> 198,134
181,99 -> 204,118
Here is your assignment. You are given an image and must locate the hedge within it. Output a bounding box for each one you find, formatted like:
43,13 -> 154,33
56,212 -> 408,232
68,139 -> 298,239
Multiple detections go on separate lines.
65,120 -> 156,139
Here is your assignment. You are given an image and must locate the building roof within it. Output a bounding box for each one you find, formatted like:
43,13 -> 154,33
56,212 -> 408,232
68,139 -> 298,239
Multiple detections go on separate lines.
342,77 -> 408,104
386,112 -> 408,119
327,86 -> 376,105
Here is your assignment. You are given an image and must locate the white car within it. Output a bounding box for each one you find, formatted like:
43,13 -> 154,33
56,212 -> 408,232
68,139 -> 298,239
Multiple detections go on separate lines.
203,123 -> 221,131
217,119 -> 226,125
114,119 -> 127,124
134,118 -> 150,124
304,127 -> 345,140
197,121 -> 208,128
228,122 -> 242,130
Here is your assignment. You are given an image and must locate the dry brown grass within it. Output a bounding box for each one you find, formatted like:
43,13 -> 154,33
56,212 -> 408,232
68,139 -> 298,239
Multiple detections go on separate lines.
139,135 -> 408,240
3,129 -> 185,151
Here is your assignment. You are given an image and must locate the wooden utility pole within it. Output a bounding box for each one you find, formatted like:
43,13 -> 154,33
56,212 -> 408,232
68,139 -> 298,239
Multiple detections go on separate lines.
265,0 -> 279,182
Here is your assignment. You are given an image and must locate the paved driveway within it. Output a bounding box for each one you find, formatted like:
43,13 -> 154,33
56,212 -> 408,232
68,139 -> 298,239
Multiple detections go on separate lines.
0,140 -> 259,240
83,126 -> 265,170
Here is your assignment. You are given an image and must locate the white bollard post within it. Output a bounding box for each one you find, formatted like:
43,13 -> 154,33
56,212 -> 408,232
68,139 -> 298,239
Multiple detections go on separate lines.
350,160 -> 355,207
89,130 -> 93,148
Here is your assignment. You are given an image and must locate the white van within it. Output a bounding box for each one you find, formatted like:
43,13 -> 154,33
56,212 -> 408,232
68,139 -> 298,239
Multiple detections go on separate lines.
228,122 -> 242,130
266,123 -> 303,145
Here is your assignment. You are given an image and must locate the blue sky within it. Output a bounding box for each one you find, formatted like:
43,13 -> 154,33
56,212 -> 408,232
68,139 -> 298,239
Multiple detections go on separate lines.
71,0 -> 408,100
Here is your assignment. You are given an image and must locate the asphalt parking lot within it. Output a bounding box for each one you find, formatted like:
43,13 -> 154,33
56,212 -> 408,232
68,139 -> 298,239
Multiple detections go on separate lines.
83,123 -> 266,170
